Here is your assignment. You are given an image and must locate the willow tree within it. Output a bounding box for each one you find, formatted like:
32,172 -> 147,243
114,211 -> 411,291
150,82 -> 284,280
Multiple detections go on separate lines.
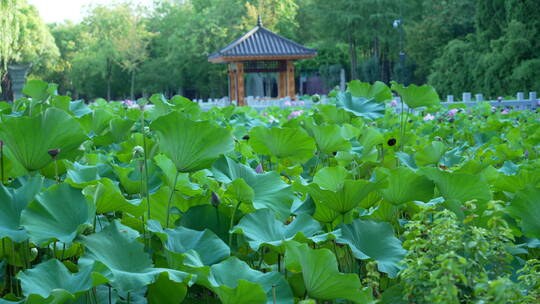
0,0 -> 58,100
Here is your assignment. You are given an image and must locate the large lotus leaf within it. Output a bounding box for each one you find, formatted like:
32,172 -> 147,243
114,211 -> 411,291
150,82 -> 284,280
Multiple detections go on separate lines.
310,124 -> 351,154
147,272 -> 188,304
284,241 -> 371,303
336,219 -> 406,278
22,79 -> 49,102
336,92 -> 385,120
179,205 -> 232,244
207,257 -> 293,304
232,209 -> 322,253
347,80 -> 392,102
150,112 -> 234,172
18,259 -> 92,301
21,183 -> 95,245
164,226 -> 230,266
0,176 -> 43,242
80,220 -> 192,292
78,108 -> 115,135
376,167 -> 434,205
415,141 -> 446,166
507,186 -> 540,239
212,156 -> 294,220
493,169 -> 540,193
0,107 -> 87,171
64,162 -> 101,188
307,180 -> 379,215
82,178 -> 143,216
421,167 -> 492,203
390,82 -> 440,109
248,126 -> 316,164
154,154 -> 202,196
313,166 -> 349,192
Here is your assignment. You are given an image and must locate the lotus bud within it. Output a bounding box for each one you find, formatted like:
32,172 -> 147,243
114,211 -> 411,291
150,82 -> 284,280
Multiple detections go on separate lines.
211,192 -> 220,207
48,148 -> 61,159
242,135 -> 250,140
133,145 -> 144,158
255,163 -> 264,174
143,126 -> 150,134
434,136 -> 443,141
312,94 -> 321,103
387,138 -> 397,146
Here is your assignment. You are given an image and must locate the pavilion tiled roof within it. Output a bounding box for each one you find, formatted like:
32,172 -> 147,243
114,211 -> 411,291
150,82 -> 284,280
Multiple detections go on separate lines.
208,19 -> 316,62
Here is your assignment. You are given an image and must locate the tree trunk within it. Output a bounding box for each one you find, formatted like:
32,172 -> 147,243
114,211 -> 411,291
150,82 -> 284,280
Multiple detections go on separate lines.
348,31 -> 358,80
1,73 -> 13,102
130,70 -> 135,101
106,59 -> 112,101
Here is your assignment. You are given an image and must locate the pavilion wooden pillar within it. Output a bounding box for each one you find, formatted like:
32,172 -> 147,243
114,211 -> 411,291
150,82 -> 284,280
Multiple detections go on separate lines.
286,61 -> 296,100
228,64 -> 236,102
278,70 -> 287,98
237,62 -> 245,106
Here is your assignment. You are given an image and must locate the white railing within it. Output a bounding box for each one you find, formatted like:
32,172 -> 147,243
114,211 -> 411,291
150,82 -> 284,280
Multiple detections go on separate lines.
195,91 -> 538,112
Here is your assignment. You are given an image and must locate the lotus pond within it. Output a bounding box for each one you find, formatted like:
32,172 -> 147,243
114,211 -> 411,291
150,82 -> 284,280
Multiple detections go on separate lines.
0,80 -> 539,304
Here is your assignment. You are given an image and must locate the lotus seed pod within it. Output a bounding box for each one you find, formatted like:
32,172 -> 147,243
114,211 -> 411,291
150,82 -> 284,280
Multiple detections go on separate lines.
48,148 -> 61,158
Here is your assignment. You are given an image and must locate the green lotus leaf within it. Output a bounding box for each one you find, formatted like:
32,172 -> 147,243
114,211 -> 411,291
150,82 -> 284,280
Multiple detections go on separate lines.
347,80 -> 392,102
507,186 -> 540,239
206,257 -> 293,304
310,124 -> 352,154
212,156 -> 294,220
493,168 -> 540,192
0,176 -> 43,242
69,100 -> 92,118
154,154 -> 202,196
336,219 -> 406,278
18,259 -> 92,301
421,167 -> 492,203
232,209 -> 323,253
22,79 -> 50,102
284,241 -> 371,303
336,92 -> 385,120
147,272 -> 188,304
0,107 -> 87,171
80,220 -> 193,292
415,141 -> 446,166
150,112 -> 234,172
376,167 -> 434,205
390,82 -> 440,109
78,108 -> 115,136
82,178 -> 143,216
248,126 -> 316,164
21,183 -> 95,245
306,167 -> 379,216
179,205 -> 232,244
65,162 -> 101,188
163,226 -> 230,266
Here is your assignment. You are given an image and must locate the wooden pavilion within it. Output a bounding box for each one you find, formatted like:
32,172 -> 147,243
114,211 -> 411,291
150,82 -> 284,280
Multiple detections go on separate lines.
208,17 -> 317,106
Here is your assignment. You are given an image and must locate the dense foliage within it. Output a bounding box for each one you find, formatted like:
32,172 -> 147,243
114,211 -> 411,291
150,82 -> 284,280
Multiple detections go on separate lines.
1,0 -> 539,100
0,79 -> 539,303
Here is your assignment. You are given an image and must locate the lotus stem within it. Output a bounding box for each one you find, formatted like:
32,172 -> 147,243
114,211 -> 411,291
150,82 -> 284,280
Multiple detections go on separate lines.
166,172 -> 180,227
272,284 -> 277,304
0,140 -> 4,185
228,201 -> 241,248
141,112 -> 151,221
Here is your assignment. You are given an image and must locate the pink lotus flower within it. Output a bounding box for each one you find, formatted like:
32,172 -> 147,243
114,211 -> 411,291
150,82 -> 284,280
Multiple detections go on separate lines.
448,108 -> 459,117
299,101 -> 305,106
284,101 -> 292,107
390,100 -> 399,107
423,113 -> 435,121
123,100 -> 139,109
262,112 -> 268,116
287,110 -> 304,120
501,109 -> 509,114
497,96 -> 504,102
537,100 -> 540,106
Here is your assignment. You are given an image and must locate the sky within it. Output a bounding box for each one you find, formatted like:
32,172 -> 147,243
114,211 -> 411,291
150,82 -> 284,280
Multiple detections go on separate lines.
27,0 -> 154,24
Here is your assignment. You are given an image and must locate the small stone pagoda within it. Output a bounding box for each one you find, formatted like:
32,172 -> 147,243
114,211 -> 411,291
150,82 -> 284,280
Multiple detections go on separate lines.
208,17 -> 317,106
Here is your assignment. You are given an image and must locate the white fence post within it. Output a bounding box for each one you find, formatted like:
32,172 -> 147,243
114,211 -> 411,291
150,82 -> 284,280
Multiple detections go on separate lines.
447,95 -> 454,102
517,92 -> 525,101
475,94 -> 483,102
463,93 -> 471,102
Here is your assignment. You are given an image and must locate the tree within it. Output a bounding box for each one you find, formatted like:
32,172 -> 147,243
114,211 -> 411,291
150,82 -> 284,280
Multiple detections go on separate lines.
0,0 -> 58,100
